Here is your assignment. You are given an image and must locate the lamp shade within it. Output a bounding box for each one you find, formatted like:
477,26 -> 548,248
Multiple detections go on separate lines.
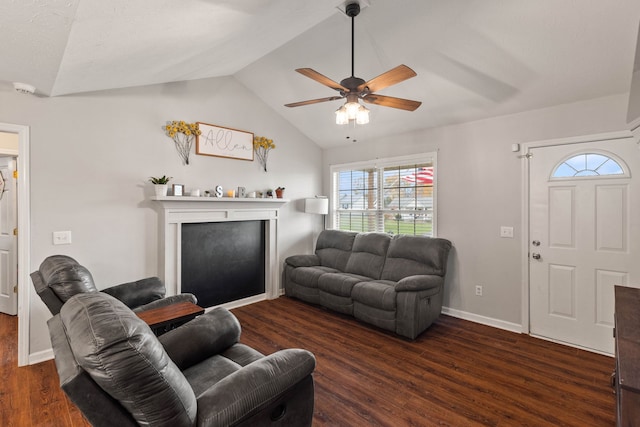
304,198 -> 329,215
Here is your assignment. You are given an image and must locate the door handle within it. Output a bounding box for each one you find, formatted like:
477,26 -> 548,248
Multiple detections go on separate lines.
532,253 -> 541,260
532,240 -> 540,246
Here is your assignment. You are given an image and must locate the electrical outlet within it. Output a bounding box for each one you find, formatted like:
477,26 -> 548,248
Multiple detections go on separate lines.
53,230 -> 72,245
475,285 -> 483,296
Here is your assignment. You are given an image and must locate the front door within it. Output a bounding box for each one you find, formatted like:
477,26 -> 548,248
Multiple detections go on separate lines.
0,156 -> 17,315
529,137 -> 640,354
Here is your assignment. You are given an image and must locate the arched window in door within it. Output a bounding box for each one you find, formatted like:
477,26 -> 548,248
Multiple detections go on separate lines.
551,151 -> 628,179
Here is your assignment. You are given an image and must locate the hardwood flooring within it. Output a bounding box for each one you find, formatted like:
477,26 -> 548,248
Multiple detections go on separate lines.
234,297 -> 615,427
0,297 -> 616,426
0,314 -> 86,427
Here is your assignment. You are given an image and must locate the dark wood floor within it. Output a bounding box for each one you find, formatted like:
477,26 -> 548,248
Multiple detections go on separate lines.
1,297 -> 616,426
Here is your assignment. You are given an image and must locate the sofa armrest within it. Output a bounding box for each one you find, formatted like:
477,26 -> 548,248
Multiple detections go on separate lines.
158,307 -> 241,370
196,349 -> 316,426
131,293 -> 197,313
101,277 -> 165,308
285,254 -> 320,268
395,275 -> 443,292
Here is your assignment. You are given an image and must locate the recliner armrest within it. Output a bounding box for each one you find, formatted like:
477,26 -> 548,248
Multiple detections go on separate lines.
158,307 -> 241,370
285,254 -> 320,268
196,349 -> 316,426
101,277 -> 165,308
395,275 -> 443,292
131,293 -> 198,313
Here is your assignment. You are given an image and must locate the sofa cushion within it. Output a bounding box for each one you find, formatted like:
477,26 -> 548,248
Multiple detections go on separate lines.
318,273 -> 368,297
60,292 -> 197,427
352,280 -> 397,311
291,266 -> 339,288
182,354 -> 242,398
381,235 -> 452,282
344,233 -> 391,279
315,230 -> 357,270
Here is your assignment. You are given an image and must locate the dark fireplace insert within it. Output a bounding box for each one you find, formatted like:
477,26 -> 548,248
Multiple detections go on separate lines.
181,220 -> 266,308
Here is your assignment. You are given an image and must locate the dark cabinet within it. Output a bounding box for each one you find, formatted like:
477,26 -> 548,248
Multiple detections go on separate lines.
614,285 -> 640,426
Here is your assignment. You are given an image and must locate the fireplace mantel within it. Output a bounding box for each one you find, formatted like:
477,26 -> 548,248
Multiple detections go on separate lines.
151,196 -> 289,310
151,195 -> 289,208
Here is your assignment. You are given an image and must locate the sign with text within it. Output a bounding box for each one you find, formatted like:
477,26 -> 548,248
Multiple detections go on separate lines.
196,122 -> 254,161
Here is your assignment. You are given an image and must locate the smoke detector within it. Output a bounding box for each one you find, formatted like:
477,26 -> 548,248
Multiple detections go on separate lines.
13,82 -> 36,95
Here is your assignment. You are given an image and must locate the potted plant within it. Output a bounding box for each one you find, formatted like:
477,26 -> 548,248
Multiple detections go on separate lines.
149,175 -> 172,197
275,187 -> 285,199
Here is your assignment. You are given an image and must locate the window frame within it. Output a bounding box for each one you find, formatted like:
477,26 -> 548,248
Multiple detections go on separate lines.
329,152 -> 438,236
550,149 -> 630,180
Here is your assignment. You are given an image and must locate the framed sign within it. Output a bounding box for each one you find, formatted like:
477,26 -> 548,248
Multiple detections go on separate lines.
196,122 -> 254,161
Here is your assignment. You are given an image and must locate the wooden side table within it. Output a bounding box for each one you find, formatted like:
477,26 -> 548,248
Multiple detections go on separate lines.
137,301 -> 204,336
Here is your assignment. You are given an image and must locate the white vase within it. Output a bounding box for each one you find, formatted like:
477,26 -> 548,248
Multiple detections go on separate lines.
154,184 -> 168,197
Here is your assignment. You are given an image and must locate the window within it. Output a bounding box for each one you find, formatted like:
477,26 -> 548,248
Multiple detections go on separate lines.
330,153 -> 436,236
552,152 -> 625,178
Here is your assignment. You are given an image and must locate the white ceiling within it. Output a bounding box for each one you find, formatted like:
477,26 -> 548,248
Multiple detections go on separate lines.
2,0 -> 640,148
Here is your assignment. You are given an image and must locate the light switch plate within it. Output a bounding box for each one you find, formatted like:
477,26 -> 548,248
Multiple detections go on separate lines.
53,230 -> 72,245
500,226 -> 514,238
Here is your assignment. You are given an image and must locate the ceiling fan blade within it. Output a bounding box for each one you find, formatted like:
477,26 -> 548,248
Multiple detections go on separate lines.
358,65 -> 417,93
285,95 -> 344,108
296,68 -> 348,92
362,94 -> 422,111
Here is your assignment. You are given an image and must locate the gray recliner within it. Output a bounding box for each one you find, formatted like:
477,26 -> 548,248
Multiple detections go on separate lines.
31,254 -> 197,315
48,292 -> 316,427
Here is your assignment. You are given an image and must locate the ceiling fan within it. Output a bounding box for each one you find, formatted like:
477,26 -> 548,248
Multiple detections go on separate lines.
285,1 -> 421,124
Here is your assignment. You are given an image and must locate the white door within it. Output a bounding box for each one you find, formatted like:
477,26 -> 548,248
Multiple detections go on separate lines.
0,157 -> 17,315
529,137 -> 640,354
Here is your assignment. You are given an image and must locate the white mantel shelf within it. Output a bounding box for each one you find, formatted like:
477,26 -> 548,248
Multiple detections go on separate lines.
151,196 -> 289,207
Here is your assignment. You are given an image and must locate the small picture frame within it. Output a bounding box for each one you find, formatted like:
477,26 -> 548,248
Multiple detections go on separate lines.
172,184 -> 184,196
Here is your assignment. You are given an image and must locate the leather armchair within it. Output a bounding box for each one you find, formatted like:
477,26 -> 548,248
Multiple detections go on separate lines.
48,292 -> 316,426
31,255 -> 197,315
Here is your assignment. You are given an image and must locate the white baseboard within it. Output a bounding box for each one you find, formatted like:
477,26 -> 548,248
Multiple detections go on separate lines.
29,348 -> 53,365
442,306 -> 523,334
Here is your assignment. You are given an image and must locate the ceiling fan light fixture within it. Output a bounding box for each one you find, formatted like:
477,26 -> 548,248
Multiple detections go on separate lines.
356,104 -> 370,124
336,105 -> 349,124
345,100 -> 361,120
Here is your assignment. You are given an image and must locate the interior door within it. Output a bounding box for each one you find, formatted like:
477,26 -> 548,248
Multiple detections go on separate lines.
529,137 -> 640,354
0,156 -> 17,315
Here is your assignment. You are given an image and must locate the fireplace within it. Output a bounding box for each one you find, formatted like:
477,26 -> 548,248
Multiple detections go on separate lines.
152,196 -> 288,309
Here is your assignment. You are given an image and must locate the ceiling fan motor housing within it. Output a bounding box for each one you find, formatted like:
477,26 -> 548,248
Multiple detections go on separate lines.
340,76 -> 366,93
345,2 -> 360,18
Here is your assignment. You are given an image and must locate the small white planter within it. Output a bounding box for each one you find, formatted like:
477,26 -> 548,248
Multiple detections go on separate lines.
154,184 -> 168,197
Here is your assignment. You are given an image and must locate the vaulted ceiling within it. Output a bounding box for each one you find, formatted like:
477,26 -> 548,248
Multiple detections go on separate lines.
2,0 -> 640,147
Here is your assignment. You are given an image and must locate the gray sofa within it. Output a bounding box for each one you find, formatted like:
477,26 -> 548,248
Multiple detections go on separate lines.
48,291 -> 316,426
283,230 -> 452,339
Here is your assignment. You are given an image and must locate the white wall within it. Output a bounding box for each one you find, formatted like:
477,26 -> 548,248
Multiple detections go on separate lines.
323,93 -> 630,328
0,76 -> 323,357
